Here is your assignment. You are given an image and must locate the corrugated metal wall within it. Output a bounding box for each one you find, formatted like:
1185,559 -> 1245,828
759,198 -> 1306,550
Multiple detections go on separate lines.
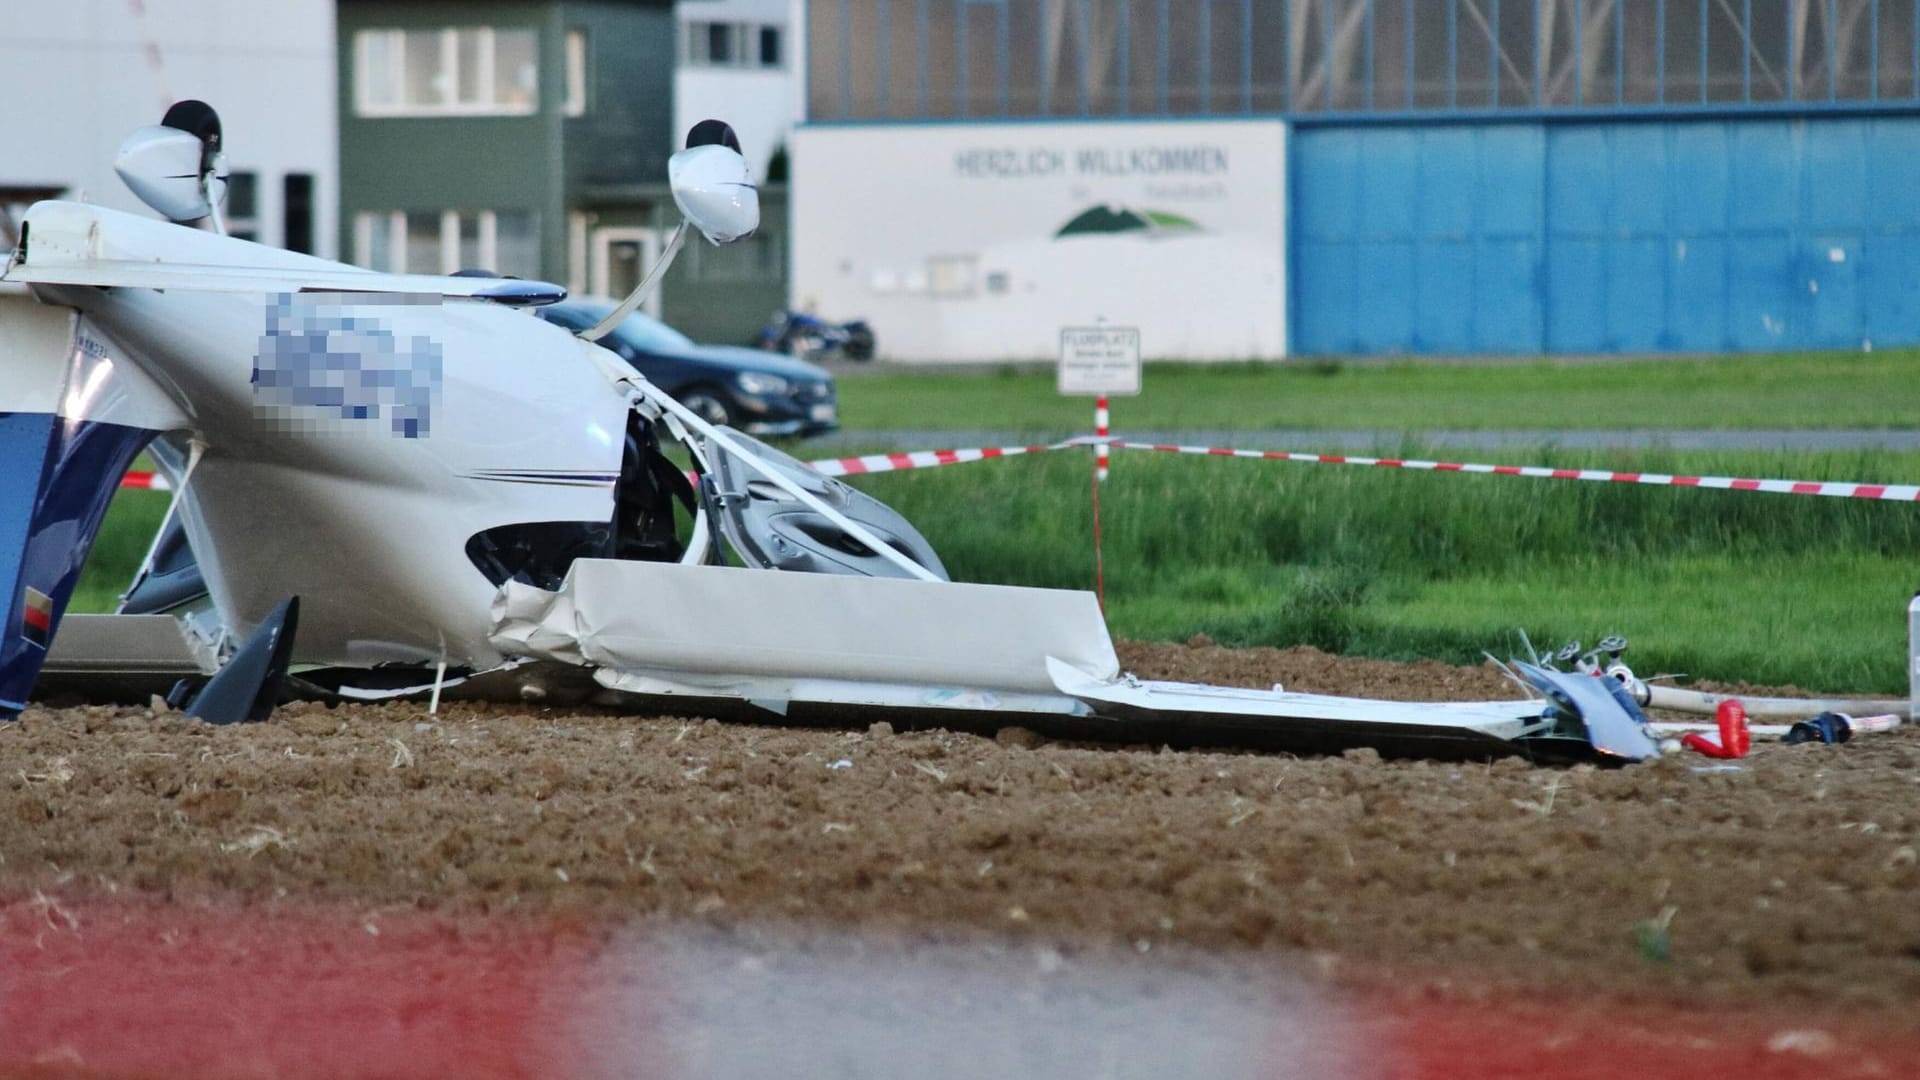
1292,117 -> 1920,355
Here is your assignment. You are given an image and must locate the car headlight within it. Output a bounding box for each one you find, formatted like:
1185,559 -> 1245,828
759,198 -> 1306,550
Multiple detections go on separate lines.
736,372 -> 790,396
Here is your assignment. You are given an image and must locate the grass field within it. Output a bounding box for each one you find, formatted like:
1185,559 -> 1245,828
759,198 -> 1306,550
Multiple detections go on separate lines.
838,350 -> 1920,433
74,442 -> 1920,693
842,444 -> 1920,694
69,352 -> 1920,695
72,492 -> 169,616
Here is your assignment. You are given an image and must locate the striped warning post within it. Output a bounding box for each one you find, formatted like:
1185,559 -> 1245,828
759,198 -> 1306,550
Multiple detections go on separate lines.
1094,396 -> 1110,483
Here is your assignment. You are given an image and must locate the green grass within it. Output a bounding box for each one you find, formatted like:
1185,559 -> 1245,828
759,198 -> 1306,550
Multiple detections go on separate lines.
70,489 -> 170,615
1376,553 -> 1910,692
837,351 -> 1920,434
70,439 -> 1920,694
843,444 -> 1920,694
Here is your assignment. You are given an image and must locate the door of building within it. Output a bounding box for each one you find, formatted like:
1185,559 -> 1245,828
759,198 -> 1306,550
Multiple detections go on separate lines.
591,228 -> 664,317
1292,117 -> 1920,356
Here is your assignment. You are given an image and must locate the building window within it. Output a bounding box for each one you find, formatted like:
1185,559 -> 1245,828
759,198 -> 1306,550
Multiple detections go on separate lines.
359,212 -> 393,272
282,173 -> 315,254
493,211 -> 539,278
690,22 -> 729,65
926,255 -> 978,298
684,21 -> 784,69
404,211 -> 442,273
688,230 -> 783,283
355,209 -> 542,278
564,30 -> 587,116
225,171 -> 259,241
354,27 -> 540,116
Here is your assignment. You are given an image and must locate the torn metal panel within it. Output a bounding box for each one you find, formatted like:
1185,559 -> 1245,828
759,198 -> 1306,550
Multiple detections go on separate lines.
1512,663 -> 1660,762
42,613 -> 219,676
489,559 -> 1119,697
485,561 -> 1661,761
591,667 -> 1087,720
1047,658 -> 1552,757
490,583 -> 586,666
34,613 -> 219,703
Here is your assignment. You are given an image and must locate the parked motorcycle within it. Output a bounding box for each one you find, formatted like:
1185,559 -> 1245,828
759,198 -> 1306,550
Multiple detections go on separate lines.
754,308 -> 876,362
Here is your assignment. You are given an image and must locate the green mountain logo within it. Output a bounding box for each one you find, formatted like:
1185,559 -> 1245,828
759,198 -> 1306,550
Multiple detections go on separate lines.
1054,205 -> 1202,239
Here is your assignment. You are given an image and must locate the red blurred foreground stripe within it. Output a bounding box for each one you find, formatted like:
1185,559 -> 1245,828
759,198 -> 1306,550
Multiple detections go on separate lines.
0,895 -> 607,1079
0,894 -> 1914,1079
1374,994 -> 1920,1080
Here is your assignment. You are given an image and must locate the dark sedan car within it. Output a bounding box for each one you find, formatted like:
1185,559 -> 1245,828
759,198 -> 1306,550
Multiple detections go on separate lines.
538,300 -> 838,436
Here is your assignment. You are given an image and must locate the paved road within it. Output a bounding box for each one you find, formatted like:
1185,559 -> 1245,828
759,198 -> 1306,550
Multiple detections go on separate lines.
813,428 -> 1920,454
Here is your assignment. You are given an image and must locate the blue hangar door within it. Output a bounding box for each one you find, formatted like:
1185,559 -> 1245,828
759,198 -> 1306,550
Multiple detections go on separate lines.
1291,118 -> 1920,355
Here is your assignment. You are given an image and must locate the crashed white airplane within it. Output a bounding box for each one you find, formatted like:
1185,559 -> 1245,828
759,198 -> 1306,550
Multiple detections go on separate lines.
0,102 -> 1656,763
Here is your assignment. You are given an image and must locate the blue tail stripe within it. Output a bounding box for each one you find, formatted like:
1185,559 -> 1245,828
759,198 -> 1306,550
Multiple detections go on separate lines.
0,413 -> 156,711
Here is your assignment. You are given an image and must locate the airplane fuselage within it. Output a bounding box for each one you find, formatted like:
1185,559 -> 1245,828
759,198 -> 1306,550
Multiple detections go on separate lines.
7,202 -> 635,677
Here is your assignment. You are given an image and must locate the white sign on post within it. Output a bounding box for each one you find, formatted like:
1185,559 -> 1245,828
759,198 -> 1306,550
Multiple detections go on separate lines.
1057,326 -> 1142,397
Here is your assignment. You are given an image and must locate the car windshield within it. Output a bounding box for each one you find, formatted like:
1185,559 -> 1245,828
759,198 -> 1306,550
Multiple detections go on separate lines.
600,309 -> 694,354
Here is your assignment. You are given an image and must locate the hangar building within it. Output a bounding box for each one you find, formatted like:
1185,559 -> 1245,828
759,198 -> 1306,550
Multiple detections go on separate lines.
796,1 -> 1920,360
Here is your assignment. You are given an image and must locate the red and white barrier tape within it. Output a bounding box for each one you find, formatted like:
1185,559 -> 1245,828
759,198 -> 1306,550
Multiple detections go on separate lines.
805,443 -> 1069,478
118,438 -> 1920,502
1103,441 -> 1920,502
121,446 -> 1060,492
120,471 -> 172,491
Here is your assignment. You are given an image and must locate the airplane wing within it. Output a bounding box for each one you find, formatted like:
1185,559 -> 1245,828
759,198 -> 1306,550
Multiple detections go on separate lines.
3,200 -> 564,306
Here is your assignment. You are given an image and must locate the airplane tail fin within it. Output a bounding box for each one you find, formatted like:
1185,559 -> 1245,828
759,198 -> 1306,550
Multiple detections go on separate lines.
0,291 -> 183,709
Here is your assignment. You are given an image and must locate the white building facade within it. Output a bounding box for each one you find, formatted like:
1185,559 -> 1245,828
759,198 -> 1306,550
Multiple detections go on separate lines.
673,0 -> 803,178
793,119 -> 1287,362
0,0 -> 338,257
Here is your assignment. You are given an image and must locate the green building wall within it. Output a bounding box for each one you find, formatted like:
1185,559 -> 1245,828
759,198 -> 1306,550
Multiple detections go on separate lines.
338,0 -> 784,345
338,0 -> 673,281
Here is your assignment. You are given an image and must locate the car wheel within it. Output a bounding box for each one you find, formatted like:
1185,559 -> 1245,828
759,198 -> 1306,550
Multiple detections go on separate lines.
679,387 -> 734,427
842,325 -> 876,361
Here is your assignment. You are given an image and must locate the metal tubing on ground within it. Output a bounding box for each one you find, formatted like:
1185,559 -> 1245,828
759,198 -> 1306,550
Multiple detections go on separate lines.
1645,683 -> 1909,720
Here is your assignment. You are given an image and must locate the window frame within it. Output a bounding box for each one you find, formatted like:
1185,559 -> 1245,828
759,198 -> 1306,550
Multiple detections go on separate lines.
353,26 -> 541,118
683,20 -> 785,70
563,29 -> 588,116
282,173 -> 315,255
224,170 -> 260,243
355,208 -> 541,278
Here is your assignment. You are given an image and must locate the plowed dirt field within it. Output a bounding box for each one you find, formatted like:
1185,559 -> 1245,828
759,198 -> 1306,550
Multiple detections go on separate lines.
2,642 -> 1917,1077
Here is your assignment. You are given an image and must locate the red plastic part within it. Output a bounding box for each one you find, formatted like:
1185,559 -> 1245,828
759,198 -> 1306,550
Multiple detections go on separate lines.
1681,699 -> 1751,759
1717,699 -> 1751,757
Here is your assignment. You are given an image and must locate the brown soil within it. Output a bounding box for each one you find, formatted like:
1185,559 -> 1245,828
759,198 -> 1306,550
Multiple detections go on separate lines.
3,641 -> 1918,1011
